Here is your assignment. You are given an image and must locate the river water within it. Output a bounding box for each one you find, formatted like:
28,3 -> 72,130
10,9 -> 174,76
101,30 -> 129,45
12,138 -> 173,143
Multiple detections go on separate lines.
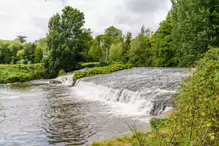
0,68 -> 189,146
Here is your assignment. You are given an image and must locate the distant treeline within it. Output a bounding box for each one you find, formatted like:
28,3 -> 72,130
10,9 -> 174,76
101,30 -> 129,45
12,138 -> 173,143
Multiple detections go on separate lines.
0,38 -> 44,64
1,0 -> 219,78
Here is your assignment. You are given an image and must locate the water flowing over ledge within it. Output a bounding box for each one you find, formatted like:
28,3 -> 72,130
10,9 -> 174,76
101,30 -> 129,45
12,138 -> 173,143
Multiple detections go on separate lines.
73,68 -> 189,116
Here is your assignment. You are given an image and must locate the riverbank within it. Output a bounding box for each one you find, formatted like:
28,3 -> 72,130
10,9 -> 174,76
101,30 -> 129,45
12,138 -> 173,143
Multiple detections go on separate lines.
0,64 -> 44,84
91,112 -> 171,146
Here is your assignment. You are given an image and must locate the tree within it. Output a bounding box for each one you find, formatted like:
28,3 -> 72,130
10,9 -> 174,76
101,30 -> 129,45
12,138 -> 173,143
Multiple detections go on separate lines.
23,43 -> 36,63
128,26 -> 152,66
109,43 -> 123,61
122,32 -> 132,63
103,26 -> 123,61
170,0 -> 217,66
88,40 -> 103,61
34,47 -> 43,63
151,14 -> 176,67
35,38 -> 48,53
16,35 -> 27,43
46,6 -> 91,75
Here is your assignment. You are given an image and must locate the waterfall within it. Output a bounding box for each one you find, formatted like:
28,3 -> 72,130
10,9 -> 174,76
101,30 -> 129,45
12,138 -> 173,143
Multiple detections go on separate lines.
74,68 -> 189,116
56,72 -> 74,85
55,69 -> 87,86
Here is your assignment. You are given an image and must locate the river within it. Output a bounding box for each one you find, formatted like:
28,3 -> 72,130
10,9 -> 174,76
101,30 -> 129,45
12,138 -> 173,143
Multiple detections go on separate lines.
0,68 -> 189,146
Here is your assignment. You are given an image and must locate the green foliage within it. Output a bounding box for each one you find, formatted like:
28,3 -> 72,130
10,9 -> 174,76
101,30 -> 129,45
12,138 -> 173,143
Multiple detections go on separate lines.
73,64 -> 132,83
0,64 -> 44,84
35,38 -> 48,53
88,40 -> 103,61
59,69 -> 66,76
150,118 -> 168,131
151,14 -> 177,67
81,62 -> 101,68
122,32 -> 132,63
0,40 -> 40,64
42,58 -> 58,78
23,43 -> 36,63
46,6 -> 92,75
170,0 -> 219,67
102,26 -> 123,62
165,48 -> 219,145
109,43 -> 123,61
128,26 -> 152,66
34,47 -> 43,63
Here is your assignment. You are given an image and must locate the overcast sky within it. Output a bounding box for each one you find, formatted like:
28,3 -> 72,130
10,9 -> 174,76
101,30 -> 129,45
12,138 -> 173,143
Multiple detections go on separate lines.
0,0 -> 171,41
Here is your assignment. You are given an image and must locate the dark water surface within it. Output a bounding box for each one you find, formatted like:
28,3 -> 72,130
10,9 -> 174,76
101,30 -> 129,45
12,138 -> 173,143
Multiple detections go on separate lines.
0,83 -> 145,146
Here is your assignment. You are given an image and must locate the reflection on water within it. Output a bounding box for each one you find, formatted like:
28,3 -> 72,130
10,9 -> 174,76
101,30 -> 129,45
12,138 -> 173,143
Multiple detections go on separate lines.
0,83 -> 144,146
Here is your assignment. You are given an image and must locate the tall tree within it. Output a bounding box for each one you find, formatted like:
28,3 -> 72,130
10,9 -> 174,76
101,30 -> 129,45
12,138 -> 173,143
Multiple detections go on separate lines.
34,47 -> 43,63
122,32 -> 132,63
151,14 -> 176,67
103,26 -> 123,61
46,6 -> 91,74
128,26 -> 152,66
170,0 -> 219,66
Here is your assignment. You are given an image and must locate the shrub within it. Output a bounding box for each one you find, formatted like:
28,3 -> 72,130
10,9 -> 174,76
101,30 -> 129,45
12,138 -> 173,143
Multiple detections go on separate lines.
165,48 -> 219,145
81,62 -> 101,68
0,64 -> 44,84
59,69 -> 66,76
150,118 -> 168,131
73,64 -> 132,84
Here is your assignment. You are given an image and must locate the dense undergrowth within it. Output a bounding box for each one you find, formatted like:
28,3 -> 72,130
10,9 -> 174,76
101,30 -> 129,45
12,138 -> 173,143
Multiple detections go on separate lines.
92,48 -> 219,146
73,63 -> 132,83
0,64 -> 44,84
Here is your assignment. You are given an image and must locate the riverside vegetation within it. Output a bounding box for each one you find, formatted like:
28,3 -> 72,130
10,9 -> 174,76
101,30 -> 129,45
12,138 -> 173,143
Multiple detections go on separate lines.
73,63 -> 132,84
92,48 -> 219,146
0,64 -> 44,84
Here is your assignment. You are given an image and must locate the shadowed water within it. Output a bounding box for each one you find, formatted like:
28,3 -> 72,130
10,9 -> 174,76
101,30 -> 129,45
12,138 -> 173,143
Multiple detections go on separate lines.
0,68 -> 189,145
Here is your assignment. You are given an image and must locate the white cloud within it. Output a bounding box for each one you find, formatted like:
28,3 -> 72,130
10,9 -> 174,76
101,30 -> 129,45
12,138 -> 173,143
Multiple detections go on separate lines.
0,0 -> 63,41
0,0 -> 171,41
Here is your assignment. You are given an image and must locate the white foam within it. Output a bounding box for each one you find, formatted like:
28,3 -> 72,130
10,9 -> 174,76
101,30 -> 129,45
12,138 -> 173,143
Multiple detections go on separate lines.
73,81 -> 172,117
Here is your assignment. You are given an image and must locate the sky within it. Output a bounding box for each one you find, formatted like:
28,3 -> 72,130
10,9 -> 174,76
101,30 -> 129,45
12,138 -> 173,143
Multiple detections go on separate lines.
0,0 -> 172,42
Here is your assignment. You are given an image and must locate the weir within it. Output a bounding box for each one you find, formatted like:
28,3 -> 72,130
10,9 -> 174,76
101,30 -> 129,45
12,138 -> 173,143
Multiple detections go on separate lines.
73,68 -> 189,116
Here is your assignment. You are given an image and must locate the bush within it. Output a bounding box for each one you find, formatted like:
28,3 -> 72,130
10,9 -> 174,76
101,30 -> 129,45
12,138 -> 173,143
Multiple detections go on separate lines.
0,64 -> 44,84
59,69 -> 66,76
73,64 -> 132,84
165,48 -> 219,145
150,118 -> 168,131
81,62 -> 101,68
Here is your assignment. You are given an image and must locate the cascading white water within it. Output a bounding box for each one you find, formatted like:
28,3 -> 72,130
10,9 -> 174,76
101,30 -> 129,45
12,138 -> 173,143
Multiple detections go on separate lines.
56,72 -> 74,85
55,69 -> 87,86
74,68 -> 189,116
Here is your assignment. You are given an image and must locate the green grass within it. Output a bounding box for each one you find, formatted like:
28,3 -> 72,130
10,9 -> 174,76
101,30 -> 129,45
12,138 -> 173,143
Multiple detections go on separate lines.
73,63 -> 132,84
0,64 -> 44,84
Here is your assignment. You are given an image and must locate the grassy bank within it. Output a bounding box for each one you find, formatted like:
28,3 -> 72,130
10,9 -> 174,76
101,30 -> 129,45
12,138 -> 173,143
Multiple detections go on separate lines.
0,64 -> 44,84
92,48 -> 219,145
73,63 -> 132,83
